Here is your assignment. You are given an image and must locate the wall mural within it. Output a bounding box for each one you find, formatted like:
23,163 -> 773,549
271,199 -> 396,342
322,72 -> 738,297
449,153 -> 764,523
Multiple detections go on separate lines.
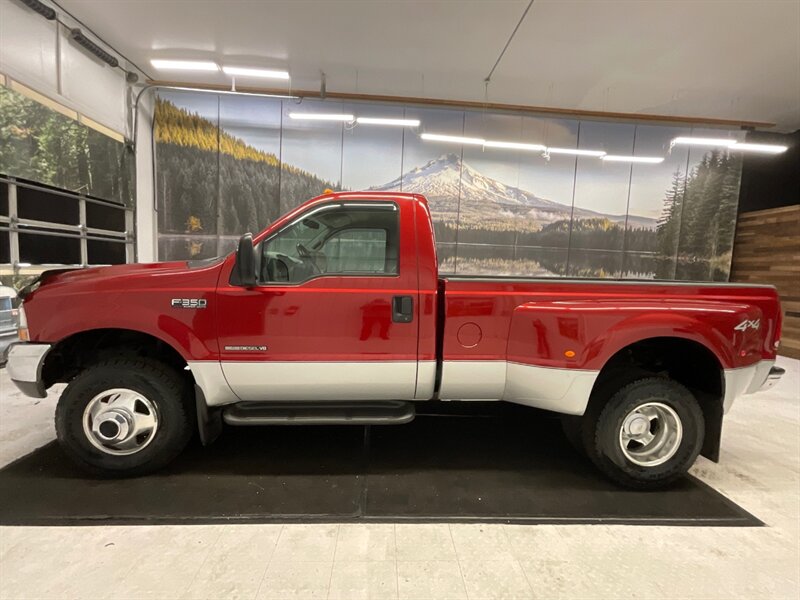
0,86 -> 134,207
154,91 -> 743,281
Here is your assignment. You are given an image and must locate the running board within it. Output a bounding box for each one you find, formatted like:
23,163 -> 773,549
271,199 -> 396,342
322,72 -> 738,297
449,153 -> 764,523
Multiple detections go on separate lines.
222,400 -> 415,426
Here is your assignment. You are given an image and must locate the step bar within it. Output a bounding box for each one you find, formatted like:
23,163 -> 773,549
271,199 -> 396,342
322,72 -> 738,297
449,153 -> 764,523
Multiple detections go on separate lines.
222,400 -> 415,426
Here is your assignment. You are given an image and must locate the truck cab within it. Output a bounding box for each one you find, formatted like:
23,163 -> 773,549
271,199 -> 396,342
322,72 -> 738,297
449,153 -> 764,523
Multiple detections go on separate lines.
5,192 -> 784,488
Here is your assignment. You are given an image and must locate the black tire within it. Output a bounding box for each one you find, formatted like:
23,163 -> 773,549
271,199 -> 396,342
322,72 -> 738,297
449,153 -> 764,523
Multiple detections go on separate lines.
55,357 -> 193,476
583,377 -> 704,490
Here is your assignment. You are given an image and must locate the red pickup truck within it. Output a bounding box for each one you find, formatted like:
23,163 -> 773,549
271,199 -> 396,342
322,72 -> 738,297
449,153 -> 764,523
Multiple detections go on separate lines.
5,192 -> 784,488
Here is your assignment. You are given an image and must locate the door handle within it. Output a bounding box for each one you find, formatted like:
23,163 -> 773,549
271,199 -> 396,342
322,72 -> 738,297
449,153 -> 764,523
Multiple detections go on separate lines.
392,295 -> 414,323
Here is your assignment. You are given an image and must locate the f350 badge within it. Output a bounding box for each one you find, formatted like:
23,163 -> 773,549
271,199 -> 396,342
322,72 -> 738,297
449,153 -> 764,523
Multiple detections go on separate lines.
171,298 -> 207,309
734,318 -> 760,332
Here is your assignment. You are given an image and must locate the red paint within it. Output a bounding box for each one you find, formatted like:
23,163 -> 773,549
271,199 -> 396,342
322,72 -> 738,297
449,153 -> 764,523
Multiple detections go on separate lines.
216,196 -> 420,363
443,281 -> 779,370
23,192 -> 781,382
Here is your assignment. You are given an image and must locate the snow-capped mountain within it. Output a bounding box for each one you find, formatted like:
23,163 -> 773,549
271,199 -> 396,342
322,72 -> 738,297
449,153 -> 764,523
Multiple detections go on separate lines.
370,154 -> 657,230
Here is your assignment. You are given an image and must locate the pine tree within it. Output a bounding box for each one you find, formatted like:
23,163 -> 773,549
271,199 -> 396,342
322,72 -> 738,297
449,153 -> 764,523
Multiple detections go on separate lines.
656,169 -> 686,273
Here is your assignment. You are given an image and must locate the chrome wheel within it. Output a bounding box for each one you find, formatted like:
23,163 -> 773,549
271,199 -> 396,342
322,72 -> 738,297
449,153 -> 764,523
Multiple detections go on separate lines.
82,388 -> 159,456
618,402 -> 682,467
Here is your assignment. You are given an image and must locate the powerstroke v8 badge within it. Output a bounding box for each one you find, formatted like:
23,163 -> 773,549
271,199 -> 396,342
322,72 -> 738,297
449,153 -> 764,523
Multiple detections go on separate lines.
224,345 -> 268,352
171,298 -> 208,309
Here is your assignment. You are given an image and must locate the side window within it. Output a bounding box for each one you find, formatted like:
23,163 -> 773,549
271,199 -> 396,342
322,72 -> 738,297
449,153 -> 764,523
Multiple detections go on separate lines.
323,229 -> 388,274
259,203 -> 398,283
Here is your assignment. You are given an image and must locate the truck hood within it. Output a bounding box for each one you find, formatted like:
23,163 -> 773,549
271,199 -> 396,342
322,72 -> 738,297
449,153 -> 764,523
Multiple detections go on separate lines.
20,258 -> 224,299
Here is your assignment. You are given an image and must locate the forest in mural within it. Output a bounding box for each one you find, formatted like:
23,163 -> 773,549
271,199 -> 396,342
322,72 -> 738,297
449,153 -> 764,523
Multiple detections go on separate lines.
156,99 -> 334,240
0,86 -> 133,206
656,152 -> 741,279
154,91 -> 743,281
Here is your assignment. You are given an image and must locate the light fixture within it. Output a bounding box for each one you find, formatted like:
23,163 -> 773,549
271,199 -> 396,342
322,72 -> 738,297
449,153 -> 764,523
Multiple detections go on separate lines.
70,29 -> 119,68
150,59 -> 219,71
602,155 -> 665,164
671,137 -> 737,147
19,0 -> 55,20
546,147 -> 607,157
421,133 -> 485,145
484,140 -> 546,152
728,142 -> 788,154
165,85 -> 297,100
289,112 -> 354,121
356,117 -> 421,127
222,66 -> 290,79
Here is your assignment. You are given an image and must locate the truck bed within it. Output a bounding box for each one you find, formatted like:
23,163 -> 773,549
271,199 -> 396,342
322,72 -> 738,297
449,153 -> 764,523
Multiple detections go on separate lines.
436,276 -> 781,412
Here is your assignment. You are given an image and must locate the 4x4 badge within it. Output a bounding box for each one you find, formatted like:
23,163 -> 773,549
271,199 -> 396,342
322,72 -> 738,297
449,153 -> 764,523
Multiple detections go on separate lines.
734,318 -> 760,332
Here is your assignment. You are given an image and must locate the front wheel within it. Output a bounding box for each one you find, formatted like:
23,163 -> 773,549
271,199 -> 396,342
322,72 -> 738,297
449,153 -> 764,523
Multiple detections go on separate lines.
583,377 -> 704,489
55,357 -> 193,476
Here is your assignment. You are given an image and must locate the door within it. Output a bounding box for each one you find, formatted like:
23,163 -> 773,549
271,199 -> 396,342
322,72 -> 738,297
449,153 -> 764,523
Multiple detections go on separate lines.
216,200 -> 420,401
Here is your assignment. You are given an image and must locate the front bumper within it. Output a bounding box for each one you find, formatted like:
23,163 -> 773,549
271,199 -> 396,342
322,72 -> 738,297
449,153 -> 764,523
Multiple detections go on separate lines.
3,342 -> 52,398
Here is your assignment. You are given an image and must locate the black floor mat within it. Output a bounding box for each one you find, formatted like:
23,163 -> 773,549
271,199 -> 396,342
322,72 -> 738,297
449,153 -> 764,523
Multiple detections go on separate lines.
0,404 -> 760,526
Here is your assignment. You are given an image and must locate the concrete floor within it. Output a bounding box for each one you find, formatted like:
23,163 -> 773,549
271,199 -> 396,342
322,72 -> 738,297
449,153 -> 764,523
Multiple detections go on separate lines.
0,357 -> 798,600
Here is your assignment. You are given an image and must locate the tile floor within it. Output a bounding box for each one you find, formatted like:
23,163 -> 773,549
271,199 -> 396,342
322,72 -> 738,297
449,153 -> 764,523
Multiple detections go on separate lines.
0,357 -> 798,599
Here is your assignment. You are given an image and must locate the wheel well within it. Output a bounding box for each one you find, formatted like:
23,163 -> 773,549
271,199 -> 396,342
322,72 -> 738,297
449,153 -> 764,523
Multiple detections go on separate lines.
590,337 -> 725,462
42,329 -> 191,389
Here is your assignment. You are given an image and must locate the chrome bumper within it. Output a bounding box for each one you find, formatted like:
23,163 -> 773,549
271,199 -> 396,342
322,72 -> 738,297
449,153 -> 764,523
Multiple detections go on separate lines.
723,359 -> 785,413
4,342 -> 52,398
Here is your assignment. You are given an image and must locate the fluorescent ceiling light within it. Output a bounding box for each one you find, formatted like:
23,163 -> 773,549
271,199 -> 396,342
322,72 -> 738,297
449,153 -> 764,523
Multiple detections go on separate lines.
484,140 -> 546,152
150,59 -> 219,71
222,66 -> 289,79
289,113 -> 354,121
603,155 -> 664,164
164,85 -> 296,99
356,117 -> 421,127
546,147 -> 606,157
421,133 -> 485,145
671,136 -> 737,147
728,142 -> 788,154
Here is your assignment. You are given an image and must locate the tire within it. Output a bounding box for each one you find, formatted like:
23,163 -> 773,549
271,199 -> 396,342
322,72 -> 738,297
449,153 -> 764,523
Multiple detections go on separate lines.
55,357 -> 193,476
583,377 -> 704,490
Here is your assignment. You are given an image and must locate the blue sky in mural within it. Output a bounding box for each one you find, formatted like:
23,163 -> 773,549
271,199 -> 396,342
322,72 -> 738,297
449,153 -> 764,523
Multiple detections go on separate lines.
160,91 -> 740,221
341,102 -> 405,191
220,94 -> 282,156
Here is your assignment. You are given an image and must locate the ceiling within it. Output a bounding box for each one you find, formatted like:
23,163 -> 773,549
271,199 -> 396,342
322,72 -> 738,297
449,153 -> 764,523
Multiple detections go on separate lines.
56,0 -> 800,131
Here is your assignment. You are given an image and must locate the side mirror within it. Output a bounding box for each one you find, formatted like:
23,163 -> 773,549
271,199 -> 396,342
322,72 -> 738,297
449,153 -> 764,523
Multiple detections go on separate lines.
231,233 -> 257,287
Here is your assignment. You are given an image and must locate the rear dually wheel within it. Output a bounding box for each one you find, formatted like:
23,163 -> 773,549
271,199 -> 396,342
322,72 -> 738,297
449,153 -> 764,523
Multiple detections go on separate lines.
583,377 -> 704,489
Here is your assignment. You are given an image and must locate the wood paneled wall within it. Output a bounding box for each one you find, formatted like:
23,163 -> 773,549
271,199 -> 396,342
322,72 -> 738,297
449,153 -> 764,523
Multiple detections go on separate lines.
730,205 -> 800,359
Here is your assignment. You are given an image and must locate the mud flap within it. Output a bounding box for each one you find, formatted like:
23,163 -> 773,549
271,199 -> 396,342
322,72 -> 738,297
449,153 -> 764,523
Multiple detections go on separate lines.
195,385 -> 222,446
700,395 -> 723,463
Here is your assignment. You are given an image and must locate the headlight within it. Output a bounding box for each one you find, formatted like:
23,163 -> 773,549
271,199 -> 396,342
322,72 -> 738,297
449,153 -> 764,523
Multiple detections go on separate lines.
18,305 -> 29,341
